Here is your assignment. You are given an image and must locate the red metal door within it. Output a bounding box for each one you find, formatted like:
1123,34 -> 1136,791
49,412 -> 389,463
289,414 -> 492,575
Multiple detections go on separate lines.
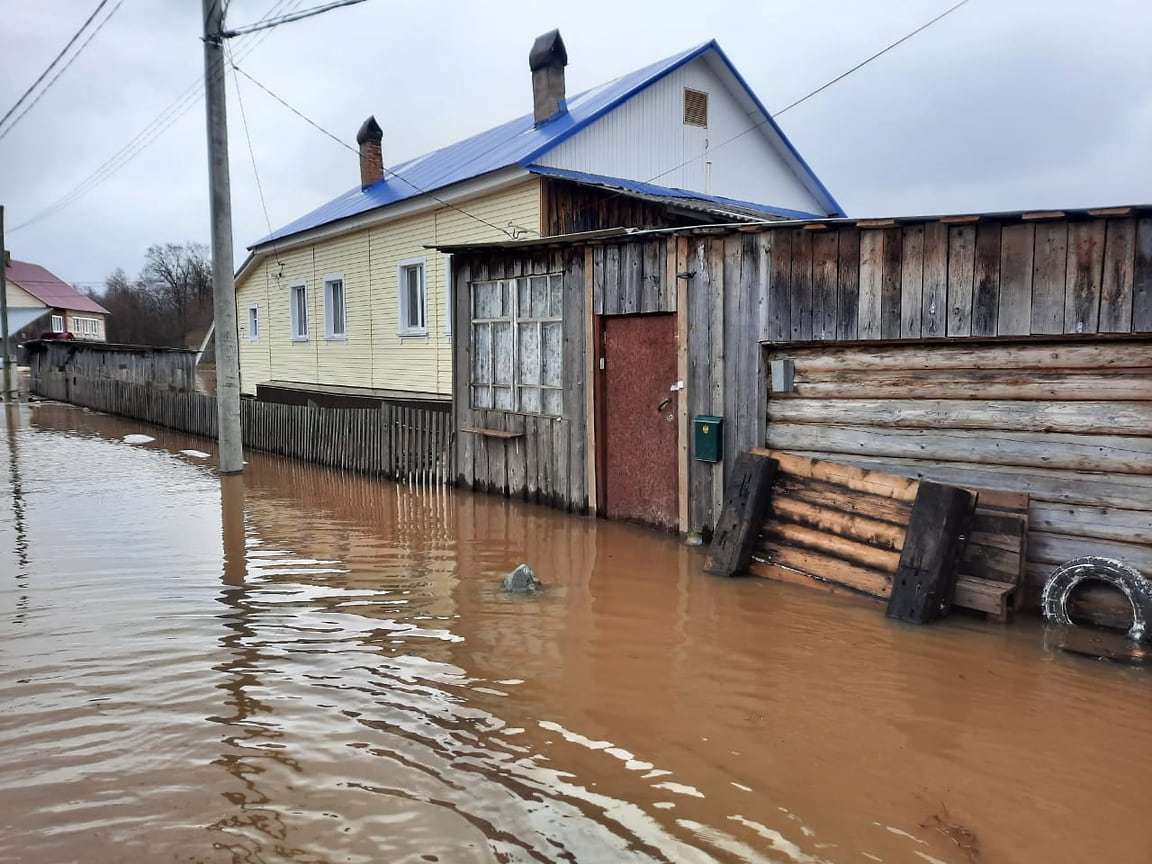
602,314 -> 679,530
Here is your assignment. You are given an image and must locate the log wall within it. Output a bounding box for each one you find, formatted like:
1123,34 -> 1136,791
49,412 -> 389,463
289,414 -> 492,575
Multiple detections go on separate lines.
764,338 -> 1152,603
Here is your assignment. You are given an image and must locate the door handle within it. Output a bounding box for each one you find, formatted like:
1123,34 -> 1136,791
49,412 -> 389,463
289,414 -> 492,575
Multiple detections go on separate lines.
656,397 -> 672,413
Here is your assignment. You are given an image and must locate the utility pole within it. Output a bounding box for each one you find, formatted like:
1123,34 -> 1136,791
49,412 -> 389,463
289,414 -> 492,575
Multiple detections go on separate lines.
0,205 -> 12,402
202,0 -> 244,473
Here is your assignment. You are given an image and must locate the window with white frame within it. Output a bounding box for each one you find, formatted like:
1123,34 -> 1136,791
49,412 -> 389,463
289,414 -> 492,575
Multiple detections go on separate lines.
324,276 -> 346,339
51,314 -> 65,332
398,257 -> 427,336
248,305 -> 260,341
470,273 -> 563,415
71,316 -> 99,336
289,282 -> 309,340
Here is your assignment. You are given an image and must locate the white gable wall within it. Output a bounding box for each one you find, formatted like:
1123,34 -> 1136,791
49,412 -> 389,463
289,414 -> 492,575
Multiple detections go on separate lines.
535,55 -> 829,216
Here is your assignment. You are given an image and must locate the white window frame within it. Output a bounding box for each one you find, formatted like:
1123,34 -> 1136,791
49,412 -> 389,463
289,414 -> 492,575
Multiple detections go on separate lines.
397,256 -> 428,337
469,273 -> 564,416
51,314 -> 65,332
443,254 -> 453,341
289,282 -> 309,341
323,275 -> 347,340
248,305 -> 260,341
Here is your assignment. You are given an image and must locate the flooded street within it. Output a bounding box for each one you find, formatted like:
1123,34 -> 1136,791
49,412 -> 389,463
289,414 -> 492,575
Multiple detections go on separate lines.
2,402 -> 1150,864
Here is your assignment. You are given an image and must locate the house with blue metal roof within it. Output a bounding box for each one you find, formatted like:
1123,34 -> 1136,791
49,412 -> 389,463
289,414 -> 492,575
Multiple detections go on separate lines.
235,29 -> 842,405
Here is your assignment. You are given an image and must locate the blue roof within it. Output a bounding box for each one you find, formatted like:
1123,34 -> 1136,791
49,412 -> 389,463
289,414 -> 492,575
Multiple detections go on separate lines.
253,41 -> 842,248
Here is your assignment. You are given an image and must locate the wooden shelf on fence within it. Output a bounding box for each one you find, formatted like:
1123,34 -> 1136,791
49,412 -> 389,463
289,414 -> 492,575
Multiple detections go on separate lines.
460,426 -> 524,439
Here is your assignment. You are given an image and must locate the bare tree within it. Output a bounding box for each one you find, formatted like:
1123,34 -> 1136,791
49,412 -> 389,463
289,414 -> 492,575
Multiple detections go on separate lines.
141,242 -> 212,345
94,244 -> 214,347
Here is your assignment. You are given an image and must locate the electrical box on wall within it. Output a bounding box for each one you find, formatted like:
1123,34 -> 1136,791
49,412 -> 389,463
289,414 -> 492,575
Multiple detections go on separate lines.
693,415 -> 723,462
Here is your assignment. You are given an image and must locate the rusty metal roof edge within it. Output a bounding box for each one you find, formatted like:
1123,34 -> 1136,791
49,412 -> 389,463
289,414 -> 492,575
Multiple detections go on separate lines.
431,203 -> 1152,253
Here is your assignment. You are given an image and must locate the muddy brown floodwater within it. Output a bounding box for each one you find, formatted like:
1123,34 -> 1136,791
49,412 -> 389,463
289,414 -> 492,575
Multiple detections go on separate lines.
2,402 -> 1150,864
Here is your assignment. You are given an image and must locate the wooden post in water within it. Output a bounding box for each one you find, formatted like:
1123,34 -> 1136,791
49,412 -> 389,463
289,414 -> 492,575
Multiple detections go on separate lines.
202,0 -> 244,474
0,206 -> 13,401
705,451 -> 778,577
886,481 -> 974,624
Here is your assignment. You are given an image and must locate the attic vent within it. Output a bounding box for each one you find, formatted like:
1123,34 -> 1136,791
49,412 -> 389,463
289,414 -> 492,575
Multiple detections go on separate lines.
683,88 -> 708,127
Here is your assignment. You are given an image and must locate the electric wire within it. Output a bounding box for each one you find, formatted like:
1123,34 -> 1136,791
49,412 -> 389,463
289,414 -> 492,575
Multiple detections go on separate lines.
0,0 -> 125,141
220,0 -> 370,38
0,0 -> 111,131
10,0 -> 304,233
230,64 -> 517,240
639,0 -> 972,191
226,42 -> 284,269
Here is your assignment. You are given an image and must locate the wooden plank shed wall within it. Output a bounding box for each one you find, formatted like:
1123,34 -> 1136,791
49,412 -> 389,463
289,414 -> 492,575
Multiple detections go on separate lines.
750,210 -> 1152,604
452,247 -> 589,511
451,239 -> 677,514
756,214 -> 1152,341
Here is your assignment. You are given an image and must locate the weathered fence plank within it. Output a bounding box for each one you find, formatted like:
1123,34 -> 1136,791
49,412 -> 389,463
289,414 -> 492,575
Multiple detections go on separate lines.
29,368 -> 455,486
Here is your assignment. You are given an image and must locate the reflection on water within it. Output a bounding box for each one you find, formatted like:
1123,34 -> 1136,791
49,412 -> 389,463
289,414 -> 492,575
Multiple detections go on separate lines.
1,402 -> 1150,863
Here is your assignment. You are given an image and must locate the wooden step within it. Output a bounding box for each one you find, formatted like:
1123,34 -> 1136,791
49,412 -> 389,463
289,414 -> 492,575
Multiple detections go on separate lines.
954,576 -> 1015,621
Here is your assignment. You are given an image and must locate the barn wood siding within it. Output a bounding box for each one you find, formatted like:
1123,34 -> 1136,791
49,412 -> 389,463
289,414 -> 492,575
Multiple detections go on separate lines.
453,247 -> 589,512
32,341 -> 199,391
765,338 -> 1152,605
542,179 -> 682,236
750,216 -> 1150,344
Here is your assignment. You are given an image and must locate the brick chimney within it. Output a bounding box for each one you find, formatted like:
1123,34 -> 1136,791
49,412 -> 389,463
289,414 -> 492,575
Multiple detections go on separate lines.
356,115 -> 383,188
529,30 -> 568,125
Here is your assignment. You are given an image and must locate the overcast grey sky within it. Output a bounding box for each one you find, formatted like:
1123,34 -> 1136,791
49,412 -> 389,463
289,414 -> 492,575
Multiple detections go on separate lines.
2,0 -> 1150,288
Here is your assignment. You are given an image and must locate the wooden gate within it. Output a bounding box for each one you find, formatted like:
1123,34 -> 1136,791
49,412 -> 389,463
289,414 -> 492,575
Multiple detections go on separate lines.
601,314 -> 679,530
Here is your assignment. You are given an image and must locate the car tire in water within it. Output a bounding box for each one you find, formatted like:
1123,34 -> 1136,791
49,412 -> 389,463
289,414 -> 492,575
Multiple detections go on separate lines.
1041,556 -> 1152,643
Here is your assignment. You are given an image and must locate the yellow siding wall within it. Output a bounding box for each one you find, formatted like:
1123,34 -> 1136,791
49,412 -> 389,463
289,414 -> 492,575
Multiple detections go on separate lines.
235,179 -> 539,396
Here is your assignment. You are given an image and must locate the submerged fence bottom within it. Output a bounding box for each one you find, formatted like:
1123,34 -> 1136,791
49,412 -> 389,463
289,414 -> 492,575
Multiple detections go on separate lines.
31,371 -> 455,485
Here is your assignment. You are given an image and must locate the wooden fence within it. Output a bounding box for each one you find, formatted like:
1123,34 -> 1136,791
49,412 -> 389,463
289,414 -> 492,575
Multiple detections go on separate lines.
31,369 -> 454,485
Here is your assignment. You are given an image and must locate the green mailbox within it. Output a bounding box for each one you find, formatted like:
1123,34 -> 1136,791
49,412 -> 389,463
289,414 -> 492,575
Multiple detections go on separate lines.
693,415 -> 723,462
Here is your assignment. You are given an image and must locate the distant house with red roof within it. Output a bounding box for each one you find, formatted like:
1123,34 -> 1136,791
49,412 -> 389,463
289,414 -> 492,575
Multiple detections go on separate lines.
4,252 -> 109,341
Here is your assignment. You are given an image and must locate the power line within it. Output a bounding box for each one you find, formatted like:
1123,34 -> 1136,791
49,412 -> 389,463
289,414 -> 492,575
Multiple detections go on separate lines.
642,0 -> 972,190
0,0 -> 124,141
220,0 -> 370,38
226,43 -> 284,269
9,0 -> 304,233
230,63 -> 516,240
0,0 -> 111,131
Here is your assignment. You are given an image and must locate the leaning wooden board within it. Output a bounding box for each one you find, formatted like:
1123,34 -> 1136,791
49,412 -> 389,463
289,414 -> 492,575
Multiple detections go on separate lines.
747,449 -> 1027,620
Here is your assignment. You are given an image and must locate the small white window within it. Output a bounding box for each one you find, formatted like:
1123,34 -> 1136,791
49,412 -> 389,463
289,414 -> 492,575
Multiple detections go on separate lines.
248,305 -> 260,341
51,314 -> 64,332
289,282 -> 309,340
398,257 -> 427,336
324,276 -> 346,339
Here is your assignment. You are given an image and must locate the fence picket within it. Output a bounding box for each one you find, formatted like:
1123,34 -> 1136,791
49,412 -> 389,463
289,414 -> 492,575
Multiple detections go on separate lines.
28,367 -> 454,487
